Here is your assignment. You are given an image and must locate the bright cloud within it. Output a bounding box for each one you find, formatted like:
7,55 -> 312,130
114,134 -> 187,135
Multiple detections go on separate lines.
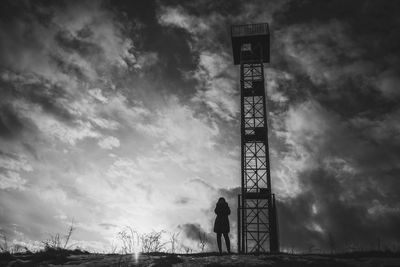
98,136 -> 120,150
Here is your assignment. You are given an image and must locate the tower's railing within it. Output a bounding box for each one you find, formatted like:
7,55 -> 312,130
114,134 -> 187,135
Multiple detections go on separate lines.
231,23 -> 269,37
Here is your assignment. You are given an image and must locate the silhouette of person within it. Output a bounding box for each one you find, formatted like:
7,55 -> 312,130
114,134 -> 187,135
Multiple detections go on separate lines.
213,197 -> 231,254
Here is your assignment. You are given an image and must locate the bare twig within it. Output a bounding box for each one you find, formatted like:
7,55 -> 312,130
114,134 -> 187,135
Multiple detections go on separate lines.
169,231 -> 180,254
42,220 -> 76,250
0,231 -> 9,252
197,230 -> 207,252
63,219 -> 75,249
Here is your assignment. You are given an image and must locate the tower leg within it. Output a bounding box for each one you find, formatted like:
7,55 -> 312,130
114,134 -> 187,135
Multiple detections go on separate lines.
270,194 -> 279,253
231,24 -> 279,253
237,194 -> 241,253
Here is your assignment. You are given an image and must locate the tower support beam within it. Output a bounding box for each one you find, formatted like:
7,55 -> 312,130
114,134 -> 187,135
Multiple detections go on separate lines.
231,23 -> 279,253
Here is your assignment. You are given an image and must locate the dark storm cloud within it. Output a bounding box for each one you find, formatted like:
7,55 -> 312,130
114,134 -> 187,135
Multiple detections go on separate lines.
179,223 -> 216,250
0,0 -> 140,140
278,168 -> 400,251
263,0 -> 400,251
0,73 -> 76,139
19,80 -> 74,122
0,150 -> 19,160
268,95 -> 400,251
22,143 -> 39,160
0,1 -> 80,138
272,0 -> 400,106
55,30 -> 103,58
0,104 -> 26,139
110,0 -> 198,95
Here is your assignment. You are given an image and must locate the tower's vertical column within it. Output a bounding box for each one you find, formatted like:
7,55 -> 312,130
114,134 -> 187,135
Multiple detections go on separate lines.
231,23 -> 279,254
240,62 -> 270,253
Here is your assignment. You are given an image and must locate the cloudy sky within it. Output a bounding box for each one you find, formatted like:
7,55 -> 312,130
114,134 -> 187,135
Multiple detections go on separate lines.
0,0 -> 399,253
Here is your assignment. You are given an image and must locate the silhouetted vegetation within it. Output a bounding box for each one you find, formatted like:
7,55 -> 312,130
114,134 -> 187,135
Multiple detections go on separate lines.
2,224 -> 400,266
0,220 -> 91,266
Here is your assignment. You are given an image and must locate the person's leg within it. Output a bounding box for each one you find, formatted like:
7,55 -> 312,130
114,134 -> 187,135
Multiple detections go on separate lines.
223,233 -> 230,253
216,233 -> 222,254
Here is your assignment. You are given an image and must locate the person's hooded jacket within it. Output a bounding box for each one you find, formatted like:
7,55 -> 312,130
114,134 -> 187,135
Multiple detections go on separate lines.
213,199 -> 230,233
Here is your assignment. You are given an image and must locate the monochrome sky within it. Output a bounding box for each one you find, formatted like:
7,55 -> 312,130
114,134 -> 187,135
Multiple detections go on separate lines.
1,0 -> 400,252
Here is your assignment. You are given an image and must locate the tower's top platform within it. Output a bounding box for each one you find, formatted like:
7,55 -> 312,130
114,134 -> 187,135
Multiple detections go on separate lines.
231,23 -> 270,65
231,23 -> 269,37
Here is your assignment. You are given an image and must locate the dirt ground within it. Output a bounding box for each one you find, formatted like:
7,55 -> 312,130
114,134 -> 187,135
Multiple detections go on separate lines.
4,252 -> 400,267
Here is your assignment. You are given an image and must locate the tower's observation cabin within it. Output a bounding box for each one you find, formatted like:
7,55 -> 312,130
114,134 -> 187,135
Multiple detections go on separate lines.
231,23 -> 279,253
231,23 -> 270,65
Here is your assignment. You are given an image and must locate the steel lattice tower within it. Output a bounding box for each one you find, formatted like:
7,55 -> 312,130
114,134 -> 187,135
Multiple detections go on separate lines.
231,23 -> 279,253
